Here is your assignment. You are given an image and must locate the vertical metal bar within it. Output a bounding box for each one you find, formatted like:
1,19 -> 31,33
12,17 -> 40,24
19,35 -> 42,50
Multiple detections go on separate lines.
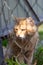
1,0 -> 8,30
0,38 -> 6,65
0,11 -> 2,37
0,10 -> 6,65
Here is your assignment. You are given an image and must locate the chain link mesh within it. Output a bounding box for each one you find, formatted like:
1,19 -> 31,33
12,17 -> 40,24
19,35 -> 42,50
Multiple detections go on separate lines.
0,0 -> 29,36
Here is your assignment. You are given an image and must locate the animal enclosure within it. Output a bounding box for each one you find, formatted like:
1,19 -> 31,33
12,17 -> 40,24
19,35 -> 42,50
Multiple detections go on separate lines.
0,0 -> 43,65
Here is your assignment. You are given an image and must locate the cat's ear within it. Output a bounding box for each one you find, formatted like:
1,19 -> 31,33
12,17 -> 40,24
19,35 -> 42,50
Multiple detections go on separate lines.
26,17 -> 33,22
26,17 -> 35,26
14,16 -> 19,22
14,16 -> 26,22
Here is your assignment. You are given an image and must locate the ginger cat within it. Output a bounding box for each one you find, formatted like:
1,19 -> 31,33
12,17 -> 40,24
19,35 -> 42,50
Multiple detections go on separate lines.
6,17 -> 39,65
14,17 -> 37,38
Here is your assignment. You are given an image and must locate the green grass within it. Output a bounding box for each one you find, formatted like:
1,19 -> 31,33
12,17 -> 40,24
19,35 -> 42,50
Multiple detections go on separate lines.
2,38 -> 8,46
33,46 -> 43,65
6,57 -> 27,65
38,24 -> 43,40
39,31 -> 43,40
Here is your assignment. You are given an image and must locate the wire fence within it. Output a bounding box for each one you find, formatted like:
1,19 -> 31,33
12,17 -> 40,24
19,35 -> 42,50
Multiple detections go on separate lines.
0,0 -> 41,65
0,0 -> 29,37
0,0 -> 43,37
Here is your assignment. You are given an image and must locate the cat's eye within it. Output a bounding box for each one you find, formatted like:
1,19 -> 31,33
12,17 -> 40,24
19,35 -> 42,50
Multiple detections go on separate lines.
16,29 -> 18,30
21,29 -> 25,31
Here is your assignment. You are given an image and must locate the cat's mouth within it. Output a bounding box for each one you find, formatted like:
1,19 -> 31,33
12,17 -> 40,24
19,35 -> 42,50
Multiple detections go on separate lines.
15,33 -> 34,39
19,35 -> 26,38
16,34 -> 26,39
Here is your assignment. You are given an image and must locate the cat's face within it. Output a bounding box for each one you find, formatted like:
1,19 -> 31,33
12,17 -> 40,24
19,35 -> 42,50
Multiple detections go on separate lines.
14,19 -> 27,38
14,17 -> 37,38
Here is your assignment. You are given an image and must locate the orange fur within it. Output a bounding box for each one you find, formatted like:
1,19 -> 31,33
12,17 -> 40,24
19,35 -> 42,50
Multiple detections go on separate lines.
6,17 -> 39,65
14,17 -> 37,38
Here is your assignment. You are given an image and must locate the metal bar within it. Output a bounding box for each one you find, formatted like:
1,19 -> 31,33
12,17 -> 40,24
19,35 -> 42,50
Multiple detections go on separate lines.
24,0 -> 40,22
0,38 -> 6,65
0,12 -> 2,36
19,2 -> 29,17
1,0 -> 8,30
35,21 -> 43,26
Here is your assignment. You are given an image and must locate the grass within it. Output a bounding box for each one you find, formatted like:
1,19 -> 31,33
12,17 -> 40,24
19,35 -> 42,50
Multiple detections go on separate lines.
2,38 -> 8,46
38,24 -> 43,40
6,58 -> 27,65
33,46 -> 43,65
